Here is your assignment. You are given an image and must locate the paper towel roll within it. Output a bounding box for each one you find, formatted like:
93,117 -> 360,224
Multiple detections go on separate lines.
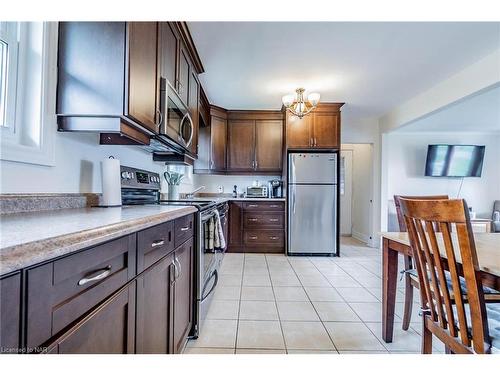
101,157 -> 121,207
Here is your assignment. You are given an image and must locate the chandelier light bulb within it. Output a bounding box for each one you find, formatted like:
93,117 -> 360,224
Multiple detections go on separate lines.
282,87 -> 320,118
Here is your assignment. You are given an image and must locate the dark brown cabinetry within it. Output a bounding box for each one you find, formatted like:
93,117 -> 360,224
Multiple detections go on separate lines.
47,284 -> 136,354
127,22 -> 159,133
255,119 -> 283,172
178,43 -> 191,105
228,120 -> 255,171
228,200 -> 285,254
136,254 -> 173,354
285,103 -> 343,149
194,106 -> 227,173
158,23 -> 178,90
0,272 -> 21,353
188,70 -> 200,155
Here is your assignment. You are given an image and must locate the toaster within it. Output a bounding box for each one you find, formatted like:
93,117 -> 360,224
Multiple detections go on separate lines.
246,186 -> 269,198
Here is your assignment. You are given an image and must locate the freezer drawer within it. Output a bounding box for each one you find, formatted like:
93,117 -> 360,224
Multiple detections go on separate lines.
288,184 -> 337,254
288,153 -> 337,184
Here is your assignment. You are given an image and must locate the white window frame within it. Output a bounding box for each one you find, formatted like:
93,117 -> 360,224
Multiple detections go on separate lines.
0,22 -> 19,131
0,22 -> 57,166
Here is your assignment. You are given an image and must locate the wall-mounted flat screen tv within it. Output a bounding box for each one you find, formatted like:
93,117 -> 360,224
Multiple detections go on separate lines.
425,144 -> 485,177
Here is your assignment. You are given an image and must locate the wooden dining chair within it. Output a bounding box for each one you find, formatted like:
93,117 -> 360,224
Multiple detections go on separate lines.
394,194 -> 449,331
399,198 -> 499,354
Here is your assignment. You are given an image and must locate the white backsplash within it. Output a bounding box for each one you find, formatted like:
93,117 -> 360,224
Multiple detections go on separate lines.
193,174 -> 281,196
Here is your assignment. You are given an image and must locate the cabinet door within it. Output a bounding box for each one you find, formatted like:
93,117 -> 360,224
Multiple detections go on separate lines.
227,120 -> 255,171
210,116 -> 227,171
188,70 -> 200,155
158,22 -> 178,87
286,112 -> 312,148
194,123 -> 210,170
178,43 -> 190,105
313,112 -> 339,148
127,22 -> 159,132
0,273 -> 21,354
136,254 -> 174,354
52,283 -> 136,354
228,201 -> 243,249
255,119 -> 283,171
172,238 -> 194,354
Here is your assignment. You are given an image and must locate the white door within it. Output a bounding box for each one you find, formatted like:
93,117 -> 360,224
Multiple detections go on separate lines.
340,150 -> 353,235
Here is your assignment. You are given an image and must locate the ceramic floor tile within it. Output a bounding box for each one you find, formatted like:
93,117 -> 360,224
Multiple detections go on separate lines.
304,287 -> 344,302
339,350 -> 388,354
312,302 -> 360,322
273,286 -> 309,301
183,348 -> 235,354
287,350 -> 338,354
239,300 -> 279,320
219,274 -> 243,287
236,320 -> 285,349
324,322 -> 386,351
395,302 -> 421,323
324,275 -> 361,287
297,274 -> 331,287
335,287 -> 379,303
241,286 -> 275,301
281,321 -> 335,350
271,274 -> 302,287
206,300 -> 240,320
243,266 -> 270,275
186,320 -> 237,348
364,322 -> 422,352
276,301 -> 320,321
242,274 -> 272,287
236,349 -> 286,354
213,286 -> 241,301
349,302 -> 401,323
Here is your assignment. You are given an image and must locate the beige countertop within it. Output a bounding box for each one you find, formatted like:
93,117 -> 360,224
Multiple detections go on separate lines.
0,205 -> 197,276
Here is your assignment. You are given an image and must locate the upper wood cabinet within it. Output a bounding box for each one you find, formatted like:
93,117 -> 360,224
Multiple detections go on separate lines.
158,23 -> 178,89
188,70 -> 200,155
226,111 -> 283,174
127,22 -> 159,133
285,103 -> 343,149
178,43 -> 191,105
194,106 -> 227,173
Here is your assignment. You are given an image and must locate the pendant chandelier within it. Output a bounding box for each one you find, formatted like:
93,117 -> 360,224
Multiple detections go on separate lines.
282,88 -> 320,118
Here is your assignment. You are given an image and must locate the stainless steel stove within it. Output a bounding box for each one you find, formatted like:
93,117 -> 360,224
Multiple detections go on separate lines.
120,165 -> 227,339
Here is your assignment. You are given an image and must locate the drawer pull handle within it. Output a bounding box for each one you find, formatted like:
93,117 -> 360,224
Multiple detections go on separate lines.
269,218 -> 279,222
78,266 -> 112,286
249,236 -> 258,240
248,218 -> 258,222
151,240 -> 165,248
270,205 -> 279,208
180,226 -> 190,232
248,204 -> 258,208
269,236 -> 278,240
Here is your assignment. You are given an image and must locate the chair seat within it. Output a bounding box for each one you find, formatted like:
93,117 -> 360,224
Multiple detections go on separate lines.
487,304 -> 500,353
406,269 -> 499,295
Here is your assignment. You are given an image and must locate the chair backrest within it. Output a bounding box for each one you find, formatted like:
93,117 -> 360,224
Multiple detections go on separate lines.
394,195 -> 449,232
399,198 -> 490,354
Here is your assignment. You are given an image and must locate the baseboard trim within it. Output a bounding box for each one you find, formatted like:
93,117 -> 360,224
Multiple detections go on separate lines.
352,230 -> 372,246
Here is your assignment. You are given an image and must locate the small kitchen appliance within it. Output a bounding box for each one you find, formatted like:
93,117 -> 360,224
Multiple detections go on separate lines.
246,185 -> 268,198
268,179 -> 284,198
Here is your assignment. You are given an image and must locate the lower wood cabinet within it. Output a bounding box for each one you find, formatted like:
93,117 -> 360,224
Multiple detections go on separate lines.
135,254 -> 174,354
46,283 -> 136,354
228,200 -> 285,254
0,272 -> 21,354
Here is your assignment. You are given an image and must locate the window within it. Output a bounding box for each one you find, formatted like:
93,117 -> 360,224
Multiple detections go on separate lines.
0,22 -> 57,166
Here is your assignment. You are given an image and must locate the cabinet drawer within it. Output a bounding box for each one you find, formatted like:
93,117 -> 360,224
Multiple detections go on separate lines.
244,230 -> 284,247
174,214 -> 194,248
137,221 -> 174,272
243,201 -> 284,211
243,212 -> 284,229
26,234 -> 136,349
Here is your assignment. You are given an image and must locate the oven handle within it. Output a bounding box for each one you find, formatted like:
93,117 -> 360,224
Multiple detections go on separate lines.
200,269 -> 218,302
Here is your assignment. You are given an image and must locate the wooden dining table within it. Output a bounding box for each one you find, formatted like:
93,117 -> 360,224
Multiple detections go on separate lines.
380,231 -> 500,343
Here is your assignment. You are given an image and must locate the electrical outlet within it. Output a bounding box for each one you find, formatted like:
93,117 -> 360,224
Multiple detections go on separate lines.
217,185 -> 224,193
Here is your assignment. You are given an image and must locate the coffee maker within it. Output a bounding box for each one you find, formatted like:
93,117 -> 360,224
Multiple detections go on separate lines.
268,179 -> 284,198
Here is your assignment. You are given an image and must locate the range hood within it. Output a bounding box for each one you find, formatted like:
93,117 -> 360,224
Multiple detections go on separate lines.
153,152 -> 194,166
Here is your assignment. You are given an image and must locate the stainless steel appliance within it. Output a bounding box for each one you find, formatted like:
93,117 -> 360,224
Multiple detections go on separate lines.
120,165 -> 228,339
287,152 -> 338,256
159,79 -> 194,150
268,179 -> 284,198
246,186 -> 268,198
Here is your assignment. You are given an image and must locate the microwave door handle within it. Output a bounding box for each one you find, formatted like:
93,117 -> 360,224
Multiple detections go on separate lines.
183,113 -> 194,147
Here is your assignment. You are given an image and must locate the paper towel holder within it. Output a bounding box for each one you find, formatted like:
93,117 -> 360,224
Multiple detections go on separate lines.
99,156 -> 122,207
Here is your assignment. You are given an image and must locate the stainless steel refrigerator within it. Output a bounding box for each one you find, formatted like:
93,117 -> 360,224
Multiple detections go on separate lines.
288,152 -> 338,256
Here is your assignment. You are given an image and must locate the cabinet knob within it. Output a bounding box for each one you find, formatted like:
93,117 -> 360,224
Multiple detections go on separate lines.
249,236 -> 258,240
269,236 -> 278,240
248,218 -> 258,222
269,218 -> 279,222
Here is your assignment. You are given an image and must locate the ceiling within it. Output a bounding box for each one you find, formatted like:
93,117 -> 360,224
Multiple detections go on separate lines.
396,84 -> 500,133
188,22 -> 500,124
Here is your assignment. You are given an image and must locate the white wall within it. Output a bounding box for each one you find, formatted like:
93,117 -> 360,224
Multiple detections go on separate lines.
342,144 -> 374,244
0,132 -> 167,193
384,132 -> 500,229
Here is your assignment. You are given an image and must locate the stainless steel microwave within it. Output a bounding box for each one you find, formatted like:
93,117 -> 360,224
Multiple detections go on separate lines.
159,78 -> 194,149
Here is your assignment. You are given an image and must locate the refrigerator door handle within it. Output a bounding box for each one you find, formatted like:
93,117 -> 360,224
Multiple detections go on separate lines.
292,185 -> 296,214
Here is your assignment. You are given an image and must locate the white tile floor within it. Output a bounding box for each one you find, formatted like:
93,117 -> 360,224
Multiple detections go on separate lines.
184,237 -> 445,354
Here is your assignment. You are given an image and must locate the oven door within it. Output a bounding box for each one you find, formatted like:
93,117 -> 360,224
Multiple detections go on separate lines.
159,79 -> 193,149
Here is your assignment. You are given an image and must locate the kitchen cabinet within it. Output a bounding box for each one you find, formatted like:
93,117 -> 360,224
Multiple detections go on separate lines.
255,120 -> 283,171
172,238 -> 194,354
136,254 -> 174,354
127,22 -> 160,133
178,43 -> 191,105
285,103 -> 343,149
194,106 -> 227,173
228,120 -> 255,171
188,70 -> 200,155
228,200 -> 285,254
47,283 -> 136,354
0,272 -> 21,354
158,22 -> 178,91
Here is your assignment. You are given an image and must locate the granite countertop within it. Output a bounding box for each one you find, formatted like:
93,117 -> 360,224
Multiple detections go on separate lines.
187,195 -> 286,203
0,205 -> 197,276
